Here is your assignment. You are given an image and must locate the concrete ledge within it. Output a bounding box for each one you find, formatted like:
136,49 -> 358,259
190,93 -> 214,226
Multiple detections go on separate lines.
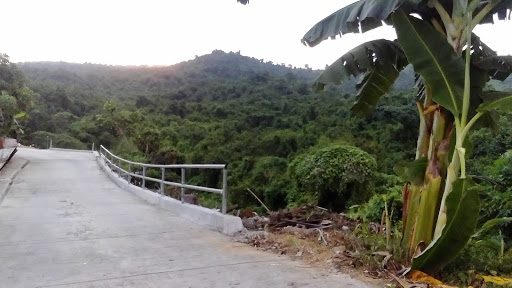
50,148 -> 94,153
95,154 -> 244,235
0,156 -> 29,204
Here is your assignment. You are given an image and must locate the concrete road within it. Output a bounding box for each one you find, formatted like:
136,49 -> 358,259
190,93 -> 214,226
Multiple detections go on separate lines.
0,148 -> 376,288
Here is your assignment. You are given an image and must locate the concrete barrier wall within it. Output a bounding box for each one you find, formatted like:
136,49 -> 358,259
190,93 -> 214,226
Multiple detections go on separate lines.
94,152 -> 244,235
0,138 -> 18,171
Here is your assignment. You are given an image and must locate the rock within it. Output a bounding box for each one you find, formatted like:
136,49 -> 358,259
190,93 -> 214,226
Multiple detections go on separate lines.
242,216 -> 270,230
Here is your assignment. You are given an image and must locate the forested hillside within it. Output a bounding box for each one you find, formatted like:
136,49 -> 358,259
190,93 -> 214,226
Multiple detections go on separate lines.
16,50 -> 512,216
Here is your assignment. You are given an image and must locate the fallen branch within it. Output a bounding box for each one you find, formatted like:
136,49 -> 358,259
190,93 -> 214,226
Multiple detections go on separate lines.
284,219 -> 322,227
226,204 -> 239,213
246,188 -> 270,213
317,229 -> 328,245
389,273 -> 412,288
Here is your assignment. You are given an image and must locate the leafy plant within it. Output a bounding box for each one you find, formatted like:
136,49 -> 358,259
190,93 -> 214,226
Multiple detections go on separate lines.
0,54 -> 33,137
349,174 -> 404,224
289,144 -> 377,211
31,131 -> 87,150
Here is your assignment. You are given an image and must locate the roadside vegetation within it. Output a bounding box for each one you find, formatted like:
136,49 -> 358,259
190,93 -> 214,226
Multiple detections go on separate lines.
13,49 -> 512,285
1,0 -> 511,282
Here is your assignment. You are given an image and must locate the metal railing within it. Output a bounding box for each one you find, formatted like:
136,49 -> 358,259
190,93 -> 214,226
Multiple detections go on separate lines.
45,137 -> 96,152
99,145 -> 228,214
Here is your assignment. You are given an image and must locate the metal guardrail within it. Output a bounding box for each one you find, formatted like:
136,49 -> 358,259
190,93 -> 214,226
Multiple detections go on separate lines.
99,145 -> 228,214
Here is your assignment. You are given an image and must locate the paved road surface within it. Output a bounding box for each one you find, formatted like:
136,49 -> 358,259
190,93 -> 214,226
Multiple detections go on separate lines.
0,148 -> 376,288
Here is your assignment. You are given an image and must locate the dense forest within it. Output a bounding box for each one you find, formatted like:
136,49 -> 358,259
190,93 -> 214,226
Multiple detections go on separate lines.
16,51 -> 415,209
15,50 -> 512,227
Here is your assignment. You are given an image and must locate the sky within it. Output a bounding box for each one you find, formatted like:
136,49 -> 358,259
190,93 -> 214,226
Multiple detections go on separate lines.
3,0 -> 511,69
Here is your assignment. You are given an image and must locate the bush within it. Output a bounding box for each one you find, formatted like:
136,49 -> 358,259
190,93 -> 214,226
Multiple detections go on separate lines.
289,144 -> 377,212
494,151 -> 512,189
479,151 -> 512,240
249,156 -> 290,210
227,156 -> 292,212
348,173 -> 404,223
443,238 -> 512,283
30,131 -> 86,150
149,147 -> 185,165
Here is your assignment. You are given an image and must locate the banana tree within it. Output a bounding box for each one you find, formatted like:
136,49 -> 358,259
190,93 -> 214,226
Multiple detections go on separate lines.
238,0 -> 512,273
302,0 -> 512,272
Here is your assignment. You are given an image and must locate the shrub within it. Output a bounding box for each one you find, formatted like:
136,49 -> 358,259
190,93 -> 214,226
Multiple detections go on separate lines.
348,173 -> 404,223
30,131 -> 86,150
289,144 -> 377,212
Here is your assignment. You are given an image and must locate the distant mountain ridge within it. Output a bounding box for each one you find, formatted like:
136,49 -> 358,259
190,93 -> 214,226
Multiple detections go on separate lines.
16,49 -> 511,116
18,50 -> 321,96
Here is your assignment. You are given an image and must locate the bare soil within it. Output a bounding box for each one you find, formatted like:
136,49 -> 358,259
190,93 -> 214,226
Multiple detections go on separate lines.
233,204 -> 402,287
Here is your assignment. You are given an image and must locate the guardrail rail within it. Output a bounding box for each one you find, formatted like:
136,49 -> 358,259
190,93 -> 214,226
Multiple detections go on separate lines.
99,145 -> 228,214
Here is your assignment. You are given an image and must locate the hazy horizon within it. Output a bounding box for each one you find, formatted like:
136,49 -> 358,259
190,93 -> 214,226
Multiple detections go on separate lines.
4,0 -> 511,69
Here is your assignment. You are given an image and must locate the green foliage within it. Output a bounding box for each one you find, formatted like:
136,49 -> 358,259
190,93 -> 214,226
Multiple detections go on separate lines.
349,173 -> 404,223
444,238 -> 512,280
51,112 -> 78,134
494,151 -> 512,188
301,0 -> 408,47
393,10 -> 465,116
481,187 -> 512,221
473,217 -> 512,239
0,53 -> 33,137
289,144 -> 377,212
394,157 -> 428,186
0,92 -> 19,136
476,150 -> 512,242
197,193 -> 222,210
150,147 -> 184,165
313,40 -> 408,116
31,131 -> 86,150
113,138 -> 144,161
250,157 -> 290,210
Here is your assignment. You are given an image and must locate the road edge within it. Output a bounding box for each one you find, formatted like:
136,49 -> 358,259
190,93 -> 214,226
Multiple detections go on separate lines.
0,156 -> 29,205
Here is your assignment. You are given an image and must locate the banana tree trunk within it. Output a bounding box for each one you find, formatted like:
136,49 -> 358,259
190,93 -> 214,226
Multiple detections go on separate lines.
402,98 -> 453,260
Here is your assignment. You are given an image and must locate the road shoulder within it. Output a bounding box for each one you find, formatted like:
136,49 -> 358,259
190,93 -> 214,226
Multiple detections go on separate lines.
0,156 -> 29,204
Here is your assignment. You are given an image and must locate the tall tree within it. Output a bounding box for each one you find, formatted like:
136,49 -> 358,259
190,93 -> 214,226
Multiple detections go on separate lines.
0,53 -> 32,137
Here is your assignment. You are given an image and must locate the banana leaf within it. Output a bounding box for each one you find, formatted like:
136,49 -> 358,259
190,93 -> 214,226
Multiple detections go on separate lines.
393,9 -> 465,116
301,0 -> 423,47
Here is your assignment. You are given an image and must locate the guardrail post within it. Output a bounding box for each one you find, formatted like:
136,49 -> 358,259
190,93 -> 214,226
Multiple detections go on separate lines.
118,158 -> 121,177
181,168 -> 185,203
142,166 -> 146,189
222,168 -> 228,214
160,167 -> 165,195
128,163 -> 132,183
92,143 -> 95,151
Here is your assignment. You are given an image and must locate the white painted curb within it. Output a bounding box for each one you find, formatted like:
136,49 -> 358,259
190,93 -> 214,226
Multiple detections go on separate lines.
95,153 -> 244,235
